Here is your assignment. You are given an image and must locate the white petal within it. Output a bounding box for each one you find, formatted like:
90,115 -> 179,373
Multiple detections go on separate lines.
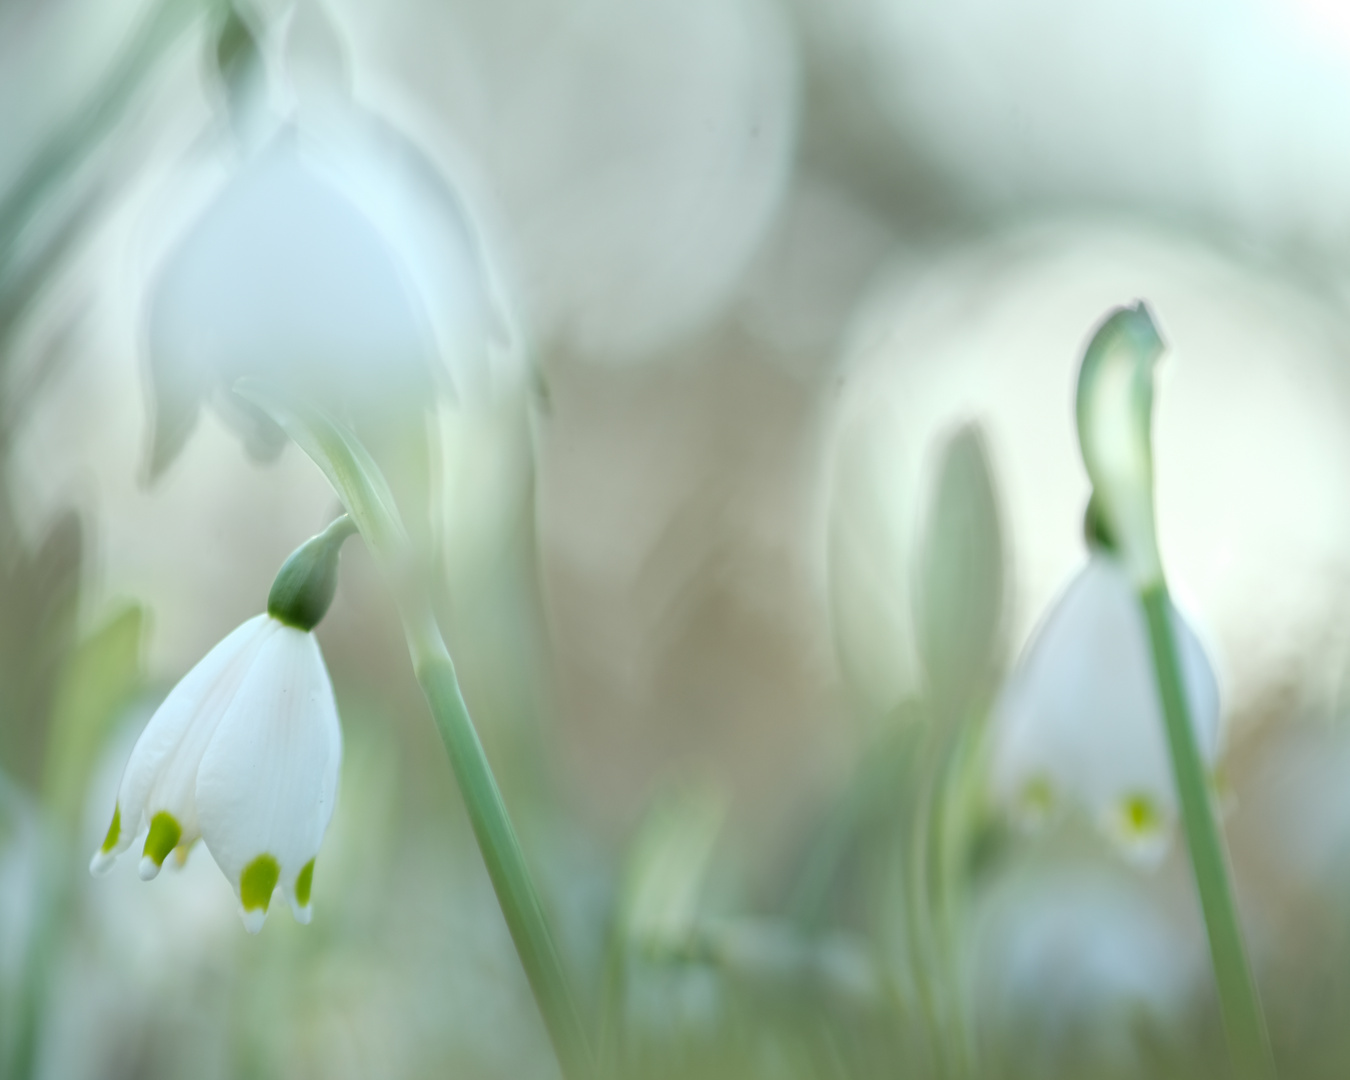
992,556 -> 1219,829
95,615 -> 280,868
195,625 -> 341,926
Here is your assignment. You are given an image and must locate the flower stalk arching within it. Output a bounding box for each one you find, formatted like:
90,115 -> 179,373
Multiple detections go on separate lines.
1075,303 -> 1275,1080
236,380 -> 593,1080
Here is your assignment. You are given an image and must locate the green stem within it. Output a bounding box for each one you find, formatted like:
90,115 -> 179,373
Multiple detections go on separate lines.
233,384 -> 593,1078
594,927 -> 628,1080
1140,583 -> 1274,1080
929,725 -> 978,1080
403,607 -> 593,1080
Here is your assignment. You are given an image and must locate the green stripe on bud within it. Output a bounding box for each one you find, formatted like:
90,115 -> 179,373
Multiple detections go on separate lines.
267,516 -> 358,631
241,854 -> 280,911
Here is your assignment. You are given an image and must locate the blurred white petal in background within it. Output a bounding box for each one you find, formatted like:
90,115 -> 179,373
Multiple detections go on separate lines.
990,553 -> 1219,865
975,858 -> 1207,1072
331,0 -> 799,362
839,0 -> 1350,249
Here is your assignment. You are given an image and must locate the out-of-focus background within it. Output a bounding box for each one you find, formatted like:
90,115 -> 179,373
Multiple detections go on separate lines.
6,0 -> 1350,1077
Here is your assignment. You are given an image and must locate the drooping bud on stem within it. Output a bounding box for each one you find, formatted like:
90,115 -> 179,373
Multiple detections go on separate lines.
1074,301 -> 1166,588
267,515 -> 358,631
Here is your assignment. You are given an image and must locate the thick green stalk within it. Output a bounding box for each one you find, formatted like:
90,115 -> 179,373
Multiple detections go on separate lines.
403,609 -> 593,1080
1140,584 -> 1274,1080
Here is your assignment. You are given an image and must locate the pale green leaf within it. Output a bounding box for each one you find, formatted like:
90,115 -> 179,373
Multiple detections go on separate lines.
914,422 -> 1005,720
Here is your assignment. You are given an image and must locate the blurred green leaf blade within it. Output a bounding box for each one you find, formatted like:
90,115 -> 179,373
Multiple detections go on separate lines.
41,604 -> 146,829
914,422 -> 1006,722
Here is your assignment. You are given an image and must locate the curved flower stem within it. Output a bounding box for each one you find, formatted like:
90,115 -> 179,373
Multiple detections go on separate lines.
402,606 -> 594,1080
233,382 -> 594,1080
1140,583 -> 1275,1080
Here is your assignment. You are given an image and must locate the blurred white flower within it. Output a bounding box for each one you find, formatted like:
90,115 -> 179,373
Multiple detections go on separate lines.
991,552 -> 1219,865
90,614 -> 341,933
146,1 -> 513,478
833,224 -> 1350,727
975,858 -> 1206,1070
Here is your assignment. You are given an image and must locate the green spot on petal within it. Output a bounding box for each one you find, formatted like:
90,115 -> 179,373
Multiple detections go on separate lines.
1120,793 -> 1162,836
241,854 -> 280,912
142,811 -> 181,866
295,859 -> 315,908
100,805 -> 121,853
1018,775 -> 1055,822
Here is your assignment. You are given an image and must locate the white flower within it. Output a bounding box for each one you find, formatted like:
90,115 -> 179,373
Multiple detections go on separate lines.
990,553 -> 1219,865
975,859 -> 1206,1069
146,4 -> 516,479
89,614 -> 341,932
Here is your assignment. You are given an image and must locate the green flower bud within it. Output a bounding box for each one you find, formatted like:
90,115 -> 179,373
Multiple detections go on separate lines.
1082,492 -> 1118,555
267,516 -> 358,631
1074,302 -> 1166,588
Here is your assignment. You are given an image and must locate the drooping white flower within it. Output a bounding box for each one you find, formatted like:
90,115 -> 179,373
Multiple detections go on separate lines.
991,552 -> 1220,864
144,4 -> 514,479
974,858 -> 1206,1070
89,614 -> 342,932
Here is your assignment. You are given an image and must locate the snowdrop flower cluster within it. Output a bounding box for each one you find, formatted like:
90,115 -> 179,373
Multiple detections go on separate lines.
90,518 -> 352,931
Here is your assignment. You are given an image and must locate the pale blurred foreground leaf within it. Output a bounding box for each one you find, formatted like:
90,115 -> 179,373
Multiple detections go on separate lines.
41,604 -> 146,828
914,422 -> 1005,722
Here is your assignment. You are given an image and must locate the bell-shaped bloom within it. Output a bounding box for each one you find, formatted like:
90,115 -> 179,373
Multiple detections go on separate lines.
990,553 -> 1219,865
145,3 -> 514,480
90,614 -> 341,932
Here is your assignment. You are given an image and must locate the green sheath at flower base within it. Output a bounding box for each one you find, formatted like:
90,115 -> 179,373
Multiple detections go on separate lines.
1074,302 -> 1166,588
267,515 -> 358,631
